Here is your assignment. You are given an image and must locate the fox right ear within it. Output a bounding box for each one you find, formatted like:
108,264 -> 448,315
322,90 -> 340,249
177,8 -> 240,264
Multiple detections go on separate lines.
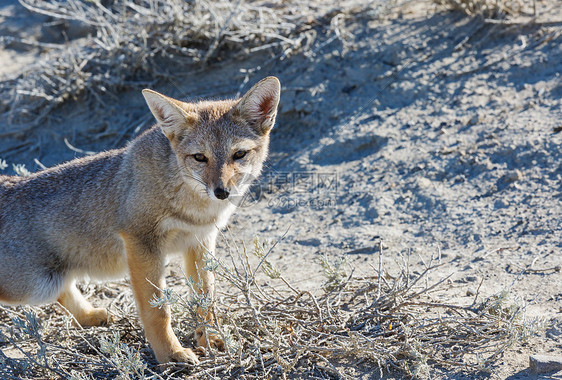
142,89 -> 196,142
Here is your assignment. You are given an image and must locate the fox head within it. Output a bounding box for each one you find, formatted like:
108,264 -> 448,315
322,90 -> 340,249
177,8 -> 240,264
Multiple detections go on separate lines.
142,77 -> 280,203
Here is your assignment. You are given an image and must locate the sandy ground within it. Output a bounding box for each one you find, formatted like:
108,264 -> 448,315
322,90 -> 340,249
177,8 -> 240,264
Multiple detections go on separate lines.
1,1 -> 561,378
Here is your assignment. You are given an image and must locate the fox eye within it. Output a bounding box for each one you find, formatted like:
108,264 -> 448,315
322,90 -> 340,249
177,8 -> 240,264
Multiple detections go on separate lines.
193,153 -> 208,163
233,150 -> 247,160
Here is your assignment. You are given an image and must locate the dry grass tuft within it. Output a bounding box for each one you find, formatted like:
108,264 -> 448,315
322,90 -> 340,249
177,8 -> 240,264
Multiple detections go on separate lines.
433,0 -> 540,18
0,0 -> 376,131
0,237 -> 544,379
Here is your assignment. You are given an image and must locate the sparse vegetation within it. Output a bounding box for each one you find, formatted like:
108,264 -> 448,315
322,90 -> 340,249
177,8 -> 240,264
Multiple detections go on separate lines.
433,0 -> 540,18
0,0 -> 374,129
0,237 -> 544,379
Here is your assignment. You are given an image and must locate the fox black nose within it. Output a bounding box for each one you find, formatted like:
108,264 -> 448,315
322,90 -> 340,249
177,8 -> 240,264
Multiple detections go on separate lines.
214,187 -> 230,200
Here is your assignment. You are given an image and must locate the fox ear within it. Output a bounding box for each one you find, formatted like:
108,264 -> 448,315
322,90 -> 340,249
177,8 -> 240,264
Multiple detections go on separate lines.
235,76 -> 281,135
142,89 -> 196,142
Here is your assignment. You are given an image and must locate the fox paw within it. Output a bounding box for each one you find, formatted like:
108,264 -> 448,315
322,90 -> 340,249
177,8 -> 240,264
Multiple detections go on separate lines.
195,328 -> 225,352
77,308 -> 113,327
165,348 -> 200,365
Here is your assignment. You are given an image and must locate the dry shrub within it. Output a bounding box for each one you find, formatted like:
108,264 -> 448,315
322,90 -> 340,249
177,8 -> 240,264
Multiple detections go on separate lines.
433,0 -> 539,18
0,0 -> 370,130
0,237 -> 544,379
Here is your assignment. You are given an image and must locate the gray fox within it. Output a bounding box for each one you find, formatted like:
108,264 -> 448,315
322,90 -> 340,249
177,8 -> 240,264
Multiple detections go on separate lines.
0,76 -> 281,364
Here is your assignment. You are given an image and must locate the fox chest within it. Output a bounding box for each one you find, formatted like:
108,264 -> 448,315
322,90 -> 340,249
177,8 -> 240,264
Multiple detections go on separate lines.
158,217 -> 219,254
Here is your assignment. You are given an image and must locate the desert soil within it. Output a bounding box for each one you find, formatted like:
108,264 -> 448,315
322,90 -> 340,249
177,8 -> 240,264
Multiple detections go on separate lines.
1,0 -> 561,379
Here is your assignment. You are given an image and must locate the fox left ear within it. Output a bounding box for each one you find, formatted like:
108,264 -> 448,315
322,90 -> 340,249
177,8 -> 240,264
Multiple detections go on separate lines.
235,76 -> 281,135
